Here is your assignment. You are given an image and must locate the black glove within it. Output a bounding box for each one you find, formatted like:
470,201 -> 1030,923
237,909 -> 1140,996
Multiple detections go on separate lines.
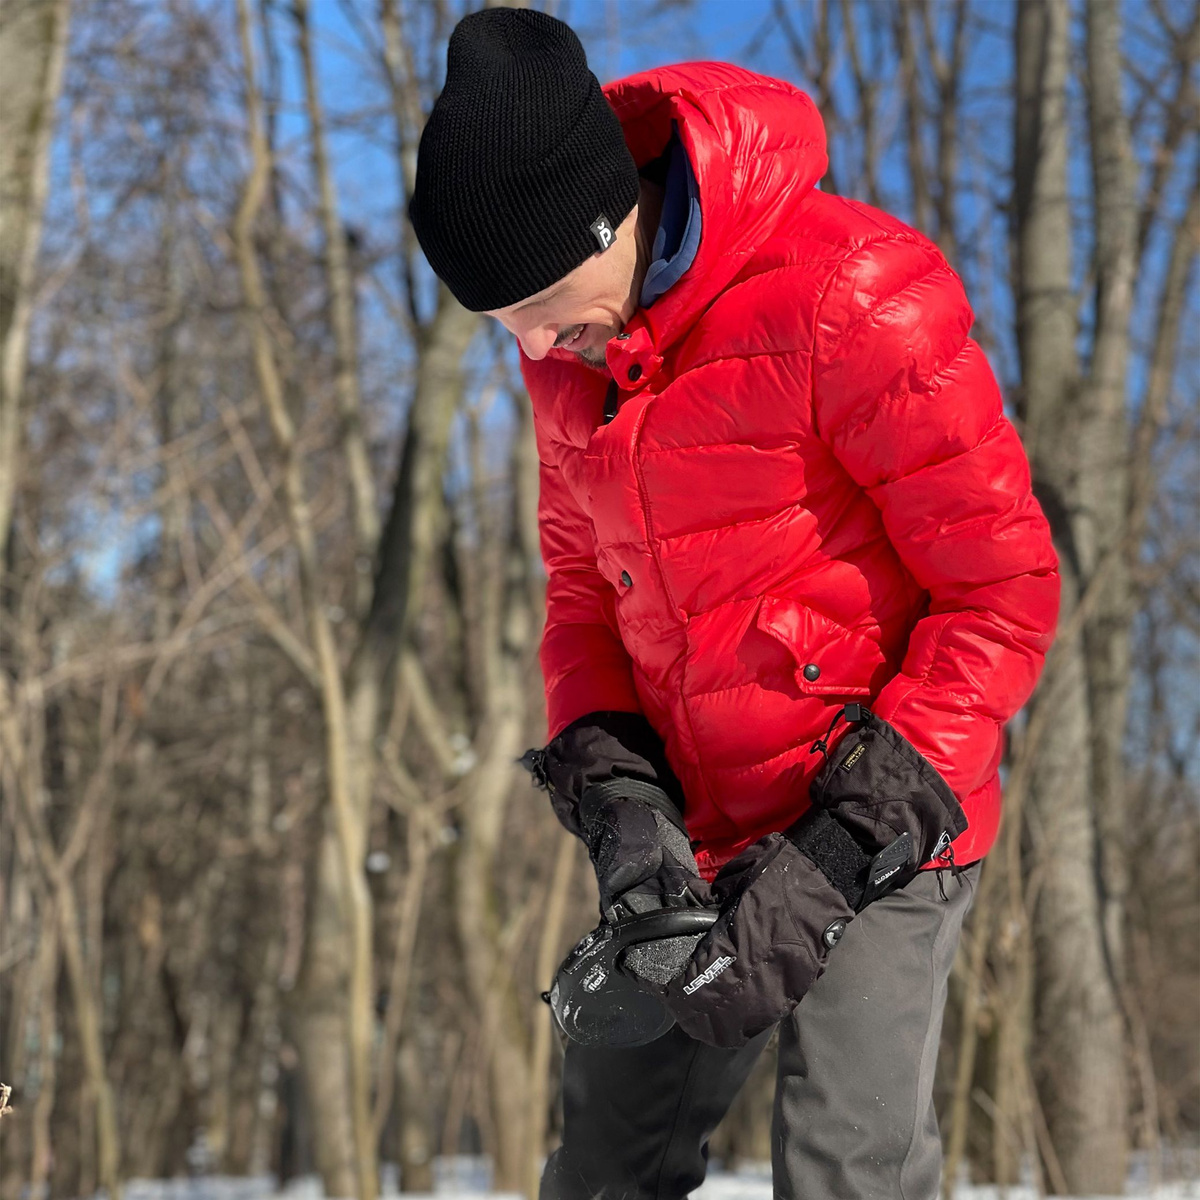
577,778 -> 712,983
519,712 -> 710,983
577,779 -> 710,912
637,704 -> 968,1047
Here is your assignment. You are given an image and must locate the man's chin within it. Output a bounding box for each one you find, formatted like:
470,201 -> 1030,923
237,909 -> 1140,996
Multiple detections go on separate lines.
545,326 -> 619,373
549,343 -> 611,373
575,346 -> 610,371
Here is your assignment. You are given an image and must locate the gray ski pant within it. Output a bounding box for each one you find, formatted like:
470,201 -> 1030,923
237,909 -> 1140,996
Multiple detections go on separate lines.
540,860 -> 979,1200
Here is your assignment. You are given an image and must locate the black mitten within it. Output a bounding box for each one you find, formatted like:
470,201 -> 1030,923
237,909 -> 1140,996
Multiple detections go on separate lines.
646,704 -> 969,1047
519,712 -> 708,983
577,778 -> 712,983
651,830 -> 853,1046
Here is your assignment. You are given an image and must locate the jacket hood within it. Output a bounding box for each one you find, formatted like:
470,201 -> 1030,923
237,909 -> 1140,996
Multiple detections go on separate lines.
601,63 -> 828,360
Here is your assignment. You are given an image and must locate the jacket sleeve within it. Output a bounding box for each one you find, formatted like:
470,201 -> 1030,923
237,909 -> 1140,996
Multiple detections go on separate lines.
810,234 -> 1060,802
536,449 -> 643,739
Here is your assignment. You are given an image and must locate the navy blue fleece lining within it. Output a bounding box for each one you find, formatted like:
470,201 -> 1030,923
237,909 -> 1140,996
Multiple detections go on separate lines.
641,124 -> 702,307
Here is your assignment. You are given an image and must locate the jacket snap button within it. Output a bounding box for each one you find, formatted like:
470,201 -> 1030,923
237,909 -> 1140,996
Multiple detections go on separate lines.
802,663 -> 821,682
616,332 -> 631,340
627,364 -> 643,383
620,570 -> 633,587
823,919 -> 847,949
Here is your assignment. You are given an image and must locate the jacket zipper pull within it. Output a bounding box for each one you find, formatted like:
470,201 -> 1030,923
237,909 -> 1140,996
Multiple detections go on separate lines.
933,832 -> 962,901
931,828 -> 962,880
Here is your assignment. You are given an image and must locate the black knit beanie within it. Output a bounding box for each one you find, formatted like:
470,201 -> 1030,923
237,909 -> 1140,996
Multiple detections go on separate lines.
408,7 -> 640,313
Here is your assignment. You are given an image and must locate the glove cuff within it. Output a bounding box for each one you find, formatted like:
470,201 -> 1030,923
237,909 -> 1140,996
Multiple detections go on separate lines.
580,778 -> 686,839
808,703 -> 968,864
519,710 -> 685,839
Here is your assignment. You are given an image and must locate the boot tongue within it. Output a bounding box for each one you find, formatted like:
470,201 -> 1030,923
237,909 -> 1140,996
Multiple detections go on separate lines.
549,908 -> 719,1047
549,922 -> 676,1048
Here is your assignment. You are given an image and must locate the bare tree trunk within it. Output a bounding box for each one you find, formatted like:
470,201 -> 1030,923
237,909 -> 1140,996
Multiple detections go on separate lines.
923,0 -> 967,263
893,2 -> 932,235
448,408 -> 540,1191
0,25 -> 72,1175
59,880 -> 122,1197
292,0 -> 378,620
0,809 -> 38,1200
293,826 -> 360,1199
1014,2 -> 1130,1191
451,665 -> 531,1191
232,4 -> 376,1194
0,678 -> 122,1200
1080,0 -> 1138,989
839,0 -> 882,208
372,802 -> 433,1147
395,1035 -> 434,1193
28,900 -> 60,1198
526,835 -> 577,1200
0,0 -> 69,589
772,0 -> 839,195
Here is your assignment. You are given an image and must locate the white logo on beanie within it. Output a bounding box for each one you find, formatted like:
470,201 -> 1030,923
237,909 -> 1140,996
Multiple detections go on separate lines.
590,214 -> 615,252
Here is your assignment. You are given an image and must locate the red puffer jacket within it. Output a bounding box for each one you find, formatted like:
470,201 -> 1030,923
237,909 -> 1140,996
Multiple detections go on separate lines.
520,63 -> 1060,882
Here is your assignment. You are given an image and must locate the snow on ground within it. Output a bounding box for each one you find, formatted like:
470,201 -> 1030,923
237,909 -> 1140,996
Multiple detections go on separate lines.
118,1157 -> 1200,1200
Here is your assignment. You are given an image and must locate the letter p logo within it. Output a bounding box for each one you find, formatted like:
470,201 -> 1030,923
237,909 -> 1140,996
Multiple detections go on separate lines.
589,215 -> 615,252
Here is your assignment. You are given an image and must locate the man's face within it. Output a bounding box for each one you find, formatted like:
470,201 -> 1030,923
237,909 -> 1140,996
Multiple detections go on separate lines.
484,204 -> 642,371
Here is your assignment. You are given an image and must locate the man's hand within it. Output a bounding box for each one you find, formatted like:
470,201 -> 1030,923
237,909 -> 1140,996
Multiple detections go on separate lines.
578,780 -> 711,917
519,710 -> 711,983
805,703 -> 969,895
577,779 -> 713,984
630,705 -> 968,1047
630,821 -> 855,1047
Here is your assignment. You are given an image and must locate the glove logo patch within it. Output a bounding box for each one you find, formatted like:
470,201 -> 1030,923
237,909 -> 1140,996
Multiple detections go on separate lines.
682,954 -> 735,995
840,743 -> 866,772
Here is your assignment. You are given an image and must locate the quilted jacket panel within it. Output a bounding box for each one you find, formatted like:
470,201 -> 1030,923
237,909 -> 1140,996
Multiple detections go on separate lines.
520,63 -> 1060,879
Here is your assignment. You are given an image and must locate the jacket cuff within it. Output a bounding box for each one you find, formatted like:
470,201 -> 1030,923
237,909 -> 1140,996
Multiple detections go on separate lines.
543,651 -> 643,741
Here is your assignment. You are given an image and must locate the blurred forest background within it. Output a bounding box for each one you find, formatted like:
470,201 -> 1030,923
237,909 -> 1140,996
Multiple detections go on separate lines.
0,0 -> 1196,1197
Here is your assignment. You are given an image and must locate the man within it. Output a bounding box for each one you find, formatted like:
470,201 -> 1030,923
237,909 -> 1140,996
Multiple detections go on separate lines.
409,9 -> 1059,1199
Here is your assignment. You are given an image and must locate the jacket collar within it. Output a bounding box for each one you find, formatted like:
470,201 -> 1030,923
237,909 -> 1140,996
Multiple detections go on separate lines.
639,124 -> 702,308
597,63 -> 828,388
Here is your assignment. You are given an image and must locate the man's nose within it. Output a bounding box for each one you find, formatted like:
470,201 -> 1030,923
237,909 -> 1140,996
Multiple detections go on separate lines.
519,326 -> 558,361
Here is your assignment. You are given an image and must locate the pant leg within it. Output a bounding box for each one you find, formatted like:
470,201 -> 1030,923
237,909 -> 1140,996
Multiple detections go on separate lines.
772,863 -> 979,1200
540,1020 -> 772,1200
